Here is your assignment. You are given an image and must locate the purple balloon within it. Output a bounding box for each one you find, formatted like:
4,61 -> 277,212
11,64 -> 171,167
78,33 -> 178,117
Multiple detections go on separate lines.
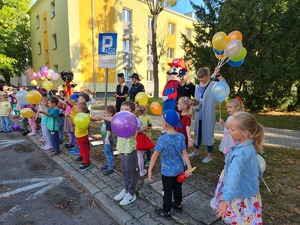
111,112 -> 138,138
12,123 -> 21,131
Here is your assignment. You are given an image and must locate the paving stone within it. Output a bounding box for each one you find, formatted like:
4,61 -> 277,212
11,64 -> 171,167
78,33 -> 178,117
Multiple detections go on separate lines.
138,213 -> 161,225
94,181 -> 108,189
89,176 -> 101,184
102,186 -> 118,195
127,205 -> 147,219
83,172 -> 96,179
133,198 -> 148,210
106,179 -> 119,188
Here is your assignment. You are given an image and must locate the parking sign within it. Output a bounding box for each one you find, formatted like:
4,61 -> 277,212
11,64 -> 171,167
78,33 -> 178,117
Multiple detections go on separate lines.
98,33 -> 118,68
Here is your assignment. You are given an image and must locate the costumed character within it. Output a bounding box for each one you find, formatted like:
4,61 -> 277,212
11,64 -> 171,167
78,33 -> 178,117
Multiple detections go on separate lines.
162,58 -> 188,111
60,71 -> 77,97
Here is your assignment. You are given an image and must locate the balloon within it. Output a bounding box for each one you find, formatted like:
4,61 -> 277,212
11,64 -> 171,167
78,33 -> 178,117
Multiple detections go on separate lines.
150,102 -> 162,115
16,90 -> 29,105
226,31 -> 243,43
51,73 -> 60,81
12,123 -> 21,131
111,111 -> 138,138
135,92 -> 148,106
212,32 -> 227,51
230,47 -> 247,62
212,81 -> 230,103
20,108 -> 35,118
215,53 -> 225,60
31,80 -> 38,86
224,40 -> 243,58
39,76 -> 46,81
228,59 -> 245,67
41,66 -> 48,71
26,90 -> 42,104
46,74 -> 52,79
33,72 -> 39,79
42,80 -> 53,91
41,69 -> 48,77
48,69 -> 54,76
257,154 -> 266,174
73,113 -> 90,129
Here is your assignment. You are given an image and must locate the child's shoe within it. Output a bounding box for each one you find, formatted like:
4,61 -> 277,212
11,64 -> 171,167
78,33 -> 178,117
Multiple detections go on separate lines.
172,202 -> 183,212
43,145 -> 52,151
79,163 -> 92,171
155,208 -> 172,220
101,165 -> 108,171
39,136 -> 45,142
75,156 -> 83,162
27,132 -> 37,136
103,169 -> 114,175
71,146 -> 79,155
114,189 -> 127,201
119,193 -> 136,206
64,143 -> 74,148
145,160 -> 150,167
139,169 -> 147,177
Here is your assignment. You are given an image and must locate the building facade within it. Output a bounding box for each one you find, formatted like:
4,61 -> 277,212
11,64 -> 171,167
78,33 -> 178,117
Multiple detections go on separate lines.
28,0 -> 196,95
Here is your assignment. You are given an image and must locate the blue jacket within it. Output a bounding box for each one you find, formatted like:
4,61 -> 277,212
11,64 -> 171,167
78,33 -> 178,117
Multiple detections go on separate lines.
221,139 -> 260,204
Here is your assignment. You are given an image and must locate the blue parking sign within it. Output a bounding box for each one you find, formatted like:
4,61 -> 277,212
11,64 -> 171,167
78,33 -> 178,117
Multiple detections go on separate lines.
98,33 -> 117,55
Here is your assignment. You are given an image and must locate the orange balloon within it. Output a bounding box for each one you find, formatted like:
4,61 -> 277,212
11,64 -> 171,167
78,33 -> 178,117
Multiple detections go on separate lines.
150,102 -> 162,116
26,90 -> 42,104
20,108 -> 35,118
226,31 -> 243,44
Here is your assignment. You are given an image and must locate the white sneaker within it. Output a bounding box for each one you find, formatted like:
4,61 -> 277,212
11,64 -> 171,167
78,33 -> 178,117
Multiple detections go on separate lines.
114,189 -> 127,201
27,132 -> 37,136
43,145 -> 53,151
202,157 -> 212,163
188,152 -> 199,157
119,193 -> 136,206
140,169 -> 147,177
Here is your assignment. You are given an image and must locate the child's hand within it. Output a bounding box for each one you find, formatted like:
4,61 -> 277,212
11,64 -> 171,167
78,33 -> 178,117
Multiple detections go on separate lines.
148,170 -> 153,182
105,138 -> 110,145
216,200 -> 231,218
219,118 -> 225,125
188,138 -> 194,147
94,115 -> 102,121
185,167 -> 196,178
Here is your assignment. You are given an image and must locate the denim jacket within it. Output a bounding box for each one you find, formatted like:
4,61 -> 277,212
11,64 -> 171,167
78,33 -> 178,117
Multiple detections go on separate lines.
221,139 -> 260,204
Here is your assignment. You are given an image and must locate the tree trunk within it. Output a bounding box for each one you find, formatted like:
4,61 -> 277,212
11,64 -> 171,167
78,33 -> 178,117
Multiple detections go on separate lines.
294,83 -> 300,109
3,74 -> 11,85
152,14 -> 159,98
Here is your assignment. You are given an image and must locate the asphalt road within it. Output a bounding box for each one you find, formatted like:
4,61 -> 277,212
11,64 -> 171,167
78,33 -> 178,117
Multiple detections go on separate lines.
0,131 -> 116,225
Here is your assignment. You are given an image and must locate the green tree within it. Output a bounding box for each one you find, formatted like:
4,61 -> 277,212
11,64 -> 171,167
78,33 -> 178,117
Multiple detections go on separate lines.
146,0 -> 177,98
0,0 -> 32,84
183,0 -> 300,111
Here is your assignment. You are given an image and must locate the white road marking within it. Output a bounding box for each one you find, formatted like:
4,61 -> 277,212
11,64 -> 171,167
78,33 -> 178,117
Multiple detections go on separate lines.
0,205 -> 20,222
0,139 -> 25,148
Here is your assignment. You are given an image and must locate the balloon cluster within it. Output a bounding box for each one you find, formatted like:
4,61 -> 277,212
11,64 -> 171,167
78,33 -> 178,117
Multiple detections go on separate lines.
212,31 -> 247,68
28,66 -> 59,91
16,89 -> 42,118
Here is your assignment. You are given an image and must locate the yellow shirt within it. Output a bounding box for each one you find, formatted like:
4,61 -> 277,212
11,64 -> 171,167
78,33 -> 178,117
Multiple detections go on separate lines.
74,114 -> 90,138
116,136 -> 136,154
70,105 -> 77,120
139,114 -> 152,138
0,101 -> 11,116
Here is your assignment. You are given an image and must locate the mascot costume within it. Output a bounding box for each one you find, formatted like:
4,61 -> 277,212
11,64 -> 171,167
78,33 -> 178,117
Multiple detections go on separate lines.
162,58 -> 188,111
60,71 -> 77,97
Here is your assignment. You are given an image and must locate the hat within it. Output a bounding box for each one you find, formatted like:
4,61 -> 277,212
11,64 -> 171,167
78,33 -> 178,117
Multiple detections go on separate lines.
162,109 -> 182,128
79,93 -> 90,102
69,94 -> 79,101
117,73 -> 124,78
177,68 -> 188,78
129,73 -> 141,81
168,58 -> 188,70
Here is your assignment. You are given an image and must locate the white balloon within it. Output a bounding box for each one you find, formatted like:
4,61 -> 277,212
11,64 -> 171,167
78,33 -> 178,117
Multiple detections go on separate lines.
224,40 -> 243,58
257,154 -> 266,174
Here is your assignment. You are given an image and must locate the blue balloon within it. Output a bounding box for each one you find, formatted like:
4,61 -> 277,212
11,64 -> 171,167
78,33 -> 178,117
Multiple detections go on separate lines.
212,81 -> 230,103
213,48 -> 224,55
228,59 -> 245,67
16,90 -> 29,105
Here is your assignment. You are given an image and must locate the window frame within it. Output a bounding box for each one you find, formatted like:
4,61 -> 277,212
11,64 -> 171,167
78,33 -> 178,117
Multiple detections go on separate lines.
122,8 -> 132,23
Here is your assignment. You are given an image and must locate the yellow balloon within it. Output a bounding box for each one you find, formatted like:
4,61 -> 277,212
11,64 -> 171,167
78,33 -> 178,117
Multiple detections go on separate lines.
31,80 -> 38,86
42,80 -> 53,91
212,32 -> 227,51
26,90 -> 42,104
215,53 -> 225,60
135,92 -> 148,106
47,74 -> 52,79
73,113 -> 90,129
20,108 -> 35,118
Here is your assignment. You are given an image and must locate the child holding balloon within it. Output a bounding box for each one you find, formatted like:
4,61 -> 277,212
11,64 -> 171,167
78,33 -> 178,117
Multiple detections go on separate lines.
218,97 -> 243,155
210,111 -> 264,224
148,109 -> 192,220
0,93 -> 12,133
39,96 -> 52,151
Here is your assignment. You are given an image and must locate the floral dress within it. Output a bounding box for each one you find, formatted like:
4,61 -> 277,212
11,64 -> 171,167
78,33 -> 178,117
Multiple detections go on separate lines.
210,170 -> 263,224
219,116 -> 236,155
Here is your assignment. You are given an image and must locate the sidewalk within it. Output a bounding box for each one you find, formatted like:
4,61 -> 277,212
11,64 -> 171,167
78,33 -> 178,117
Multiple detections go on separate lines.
26,111 -> 300,225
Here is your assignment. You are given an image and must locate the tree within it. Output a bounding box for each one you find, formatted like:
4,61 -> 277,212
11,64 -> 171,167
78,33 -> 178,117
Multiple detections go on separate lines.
146,0 -> 177,98
0,0 -> 32,84
183,0 -> 300,111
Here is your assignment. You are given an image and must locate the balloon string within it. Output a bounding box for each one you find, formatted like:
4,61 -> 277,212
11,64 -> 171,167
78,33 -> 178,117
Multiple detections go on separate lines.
260,176 -> 271,193
219,102 -> 222,132
219,58 -> 229,68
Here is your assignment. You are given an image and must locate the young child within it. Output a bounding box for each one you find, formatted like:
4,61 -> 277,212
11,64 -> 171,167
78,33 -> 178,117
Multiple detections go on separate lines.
74,102 -> 92,171
39,96 -> 52,151
148,109 -> 193,220
175,97 -> 193,150
27,104 -> 37,136
135,105 -> 155,177
219,97 -> 243,155
39,97 -> 60,155
63,94 -> 78,149
0,93 -> 12,133
210,111 -> 264,224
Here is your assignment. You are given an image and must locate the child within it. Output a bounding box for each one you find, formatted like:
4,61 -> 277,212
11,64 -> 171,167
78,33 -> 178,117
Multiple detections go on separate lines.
57,97 -> 66,143
99,105 -> 116,175
74,102 -> 92,171
39,97 -> 60,155
135,105 -> 155,177
39,96 -> 52,151
27,104 -> 37,136
175,97 -> 193,150
210,111 -> 264,224
0,93 -> 12,133
63,94 -> 78,148
148,109 -> 193,220
219,97 -> 243,155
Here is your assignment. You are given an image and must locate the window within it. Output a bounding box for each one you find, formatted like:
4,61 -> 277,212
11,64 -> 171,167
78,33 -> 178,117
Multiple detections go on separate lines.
186,28 -> 192,39
123,39 -> 132,53
51,0 -> 56,18
45,50 -> 49,64
36,15 -> 40,29
123,68 -> 132,80
147,45 -> 152,56
54,65 -> 58,72
147,70 -> 153,82
52,34 -> 57,49
122,8 -> 132,22
148,17 -> 152,29
167,48 -> 174,58
168,23 -> 175,34
38,42 -> 41,55
43,17 -> 47,32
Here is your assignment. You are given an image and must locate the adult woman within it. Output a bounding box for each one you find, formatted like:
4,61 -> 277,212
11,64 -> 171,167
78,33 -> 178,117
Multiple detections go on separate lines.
115,73 -> 129,112
177,72 -> 195,103
189,67 -> 225,163
128,73 -> 145,102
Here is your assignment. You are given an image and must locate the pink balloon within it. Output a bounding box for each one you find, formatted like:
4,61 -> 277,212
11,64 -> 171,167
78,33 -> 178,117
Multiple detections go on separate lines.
51,73 -> 60,81
41,69 -> 48,77
111,112 -> 138,138
33,72 -> 39,79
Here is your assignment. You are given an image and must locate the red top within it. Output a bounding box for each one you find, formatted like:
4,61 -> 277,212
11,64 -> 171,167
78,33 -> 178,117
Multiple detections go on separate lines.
175,111 -> 191,149
162,80 -> 179,99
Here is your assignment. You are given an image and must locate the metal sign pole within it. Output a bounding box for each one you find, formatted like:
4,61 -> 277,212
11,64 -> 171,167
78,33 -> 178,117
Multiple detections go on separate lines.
104,68 -> 108,106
